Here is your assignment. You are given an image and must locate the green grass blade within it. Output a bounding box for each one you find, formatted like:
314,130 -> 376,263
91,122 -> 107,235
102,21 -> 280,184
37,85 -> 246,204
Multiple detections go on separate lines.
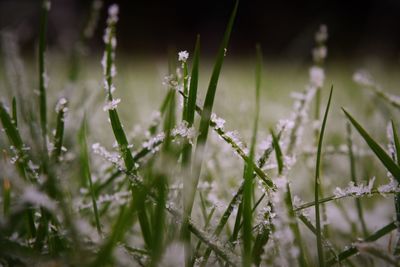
52,98 -> 67,162
326,221 -> 397,266
391,120 -> 400,166
79,117 -> 102,235
190,0 -> 239,215
11,97 -> 17,127
196,0 -> 238,148
242,43 -> 262,267
342,109 -> 400,182
102,5 -> 135,173
38,0 -> 50,143
185,35 -> 200,126
315,86 -> 333,267
346,122 -> 368,237
0,102 -> 36,182
390,120 -> 400,255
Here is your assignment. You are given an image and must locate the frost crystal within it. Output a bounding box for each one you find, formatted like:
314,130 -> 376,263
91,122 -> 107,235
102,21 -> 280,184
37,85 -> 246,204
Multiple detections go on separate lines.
178,50 -> 189,63
378,178 -> 400,195
353,70 -> 374,87
315,24 -> 328,43
211,113 -> 226,130
312,46 -> 327,62
142,132 -> 165,153
55,97 -> 68,113
43,0 -> 51,11
22,186 -> 56,211
277,119 -> 294,132
103,98 -> 121,111
92,142 -> 123,168
309,66 -> 325,88
107,4 -> 119,24
172,121 -> 197,144
162,74 -> 178,89
333,177 -> 375,198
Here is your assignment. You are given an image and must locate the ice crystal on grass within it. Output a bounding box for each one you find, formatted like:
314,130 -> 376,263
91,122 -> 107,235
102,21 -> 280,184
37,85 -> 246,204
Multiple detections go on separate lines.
315,24 -> 328,43
107,4 -> 119,24
378,178 -> 400,195
333,177 -> 376,198
312,46 -> 327,62
178,50 -> 189,63
142,132 -> 165,153
92,142 -> 123,168
103,98 -> 121,111
309,66 -> 325,88
172,121 -> 196,144
353,69 -> 375,87
55,97 -> 68,113
43,0 -> 51,11
22,186 -> 57,211
162,74 -> 178,89
211,113 -> 226,130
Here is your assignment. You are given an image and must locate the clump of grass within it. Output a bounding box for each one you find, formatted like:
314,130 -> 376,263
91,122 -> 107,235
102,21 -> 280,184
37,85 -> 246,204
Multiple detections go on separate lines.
1,1 -> 400,266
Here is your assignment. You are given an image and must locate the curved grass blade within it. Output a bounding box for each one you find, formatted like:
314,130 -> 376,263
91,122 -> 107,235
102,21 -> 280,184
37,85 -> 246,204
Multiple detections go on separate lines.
0,102 -> 36,182
326,221 -> 397,266
342,109 -> 400,182
189,0 -> 239,216
315,86 -> 333,267
390,120 -> 400,255
242,43 -> 262,267
79,117 -> 102,235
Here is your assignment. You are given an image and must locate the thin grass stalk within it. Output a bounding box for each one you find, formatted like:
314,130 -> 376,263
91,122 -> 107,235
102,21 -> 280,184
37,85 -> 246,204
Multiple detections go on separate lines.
79,118 -> 102,235
390,120 -> 400,255
38,0 -> 50,148
315,87 -> 333,267
241,44 -> 262,267
183,72 -> 200,263
346,122 -> 368,237
343,109 -> 400,182
189,0 -> 239,218
326,221 -> 397,266
52,99 -> 67,162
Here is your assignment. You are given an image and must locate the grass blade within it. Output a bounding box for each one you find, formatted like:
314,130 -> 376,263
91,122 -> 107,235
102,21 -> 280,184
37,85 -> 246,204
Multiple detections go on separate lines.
326,221 -> 397,266
315,86 -> 333,267
102,4 -> 135,173
346,122 -> 368,237
390,120 -> 400,255
79,117 -> 102,235
182,37 -> 200,260
242,43 -> 261,267
38,0 -> 50,144
52,98 -> 67,162
190,0 -> 239,215
342,109 -> 400,182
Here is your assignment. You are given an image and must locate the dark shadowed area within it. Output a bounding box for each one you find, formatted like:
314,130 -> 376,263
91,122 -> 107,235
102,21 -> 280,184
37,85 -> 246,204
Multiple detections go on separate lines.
1,0 -> 400,61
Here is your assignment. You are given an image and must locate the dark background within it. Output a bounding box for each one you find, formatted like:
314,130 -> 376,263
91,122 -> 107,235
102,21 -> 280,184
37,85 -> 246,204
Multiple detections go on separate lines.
1,0 -> 400,61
